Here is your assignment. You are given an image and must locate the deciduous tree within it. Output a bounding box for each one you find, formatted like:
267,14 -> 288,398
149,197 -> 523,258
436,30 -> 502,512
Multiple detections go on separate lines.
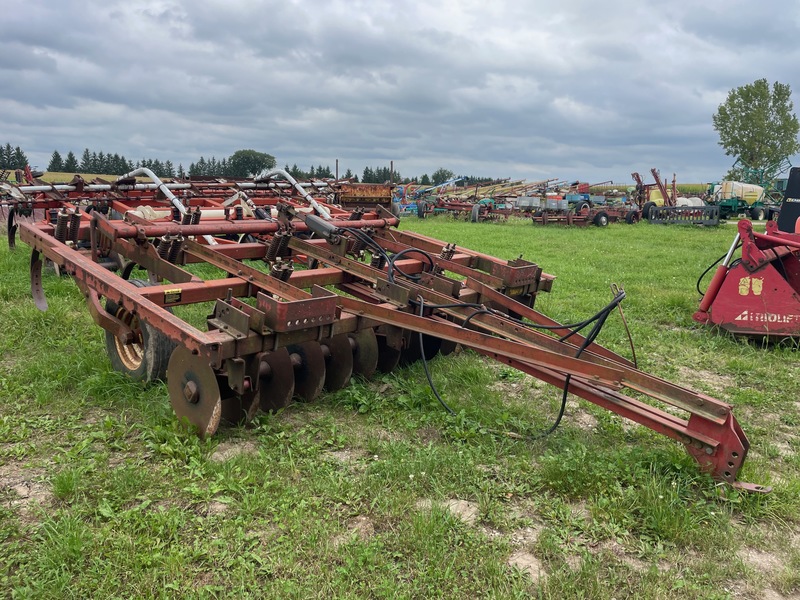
712,79 -> 800,179
227,149 -> 276,178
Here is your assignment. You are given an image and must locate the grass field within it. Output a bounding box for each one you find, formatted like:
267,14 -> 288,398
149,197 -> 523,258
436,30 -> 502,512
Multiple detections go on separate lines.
1,215 -> 799,598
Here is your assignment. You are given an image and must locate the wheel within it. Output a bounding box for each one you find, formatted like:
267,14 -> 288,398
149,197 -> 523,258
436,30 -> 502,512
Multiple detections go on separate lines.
750,206 -> 765,221
575,201 -> 590,213
470,203 -> 481,223
417,201 -> 427,219
642,201 -> 656,220
104,279 -> 177,383
593,211 -> 609,227
625,209 -> 640,224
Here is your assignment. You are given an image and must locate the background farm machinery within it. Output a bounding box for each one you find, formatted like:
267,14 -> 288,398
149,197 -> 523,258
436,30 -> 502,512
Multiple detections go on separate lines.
694,166 -> 800,341
632,169 -> 720,226
0,168 -> 766,490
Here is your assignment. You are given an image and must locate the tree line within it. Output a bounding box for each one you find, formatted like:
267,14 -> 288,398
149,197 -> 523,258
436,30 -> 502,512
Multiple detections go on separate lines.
4,140 -> 496,187
0,144 -> 30,170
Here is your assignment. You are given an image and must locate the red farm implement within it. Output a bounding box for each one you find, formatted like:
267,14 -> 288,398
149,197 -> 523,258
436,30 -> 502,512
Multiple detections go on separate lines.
694,166 -> 800,340
0,167 -> 766,491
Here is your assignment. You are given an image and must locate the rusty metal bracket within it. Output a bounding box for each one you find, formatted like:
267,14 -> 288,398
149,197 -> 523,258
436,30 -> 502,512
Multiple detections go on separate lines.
257,286 -> 338,332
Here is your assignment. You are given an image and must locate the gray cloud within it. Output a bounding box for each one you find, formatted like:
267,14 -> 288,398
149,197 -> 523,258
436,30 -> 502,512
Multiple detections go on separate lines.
4,0 -> 800,183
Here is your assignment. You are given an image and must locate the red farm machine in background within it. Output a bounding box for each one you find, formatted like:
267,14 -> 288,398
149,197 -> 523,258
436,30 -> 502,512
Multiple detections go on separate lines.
0,166 -> 768,491
693,166 -> 800,340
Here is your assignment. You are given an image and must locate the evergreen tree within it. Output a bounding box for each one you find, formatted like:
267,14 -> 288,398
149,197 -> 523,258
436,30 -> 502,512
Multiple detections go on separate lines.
12,146 -> 28,169
79,149 -> 92,173
164,160 -> 175,178
1,143 -> 12,168
420,173 -> 431,185
344,168 -> 353,180
177,163 -> 186,178
48,150 -> 64,172
63,151 -> 78,172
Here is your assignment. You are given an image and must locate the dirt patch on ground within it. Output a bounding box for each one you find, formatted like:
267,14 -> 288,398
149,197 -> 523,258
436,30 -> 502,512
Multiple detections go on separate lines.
0,463 -> 51,521
415,498 -> 480,526
326,448 -> 363,464
739,547 -> 783,574
677,366 -> 735,395
589,539 -> 653,573
332,515 -> 375,548
414,426 -> 443,444
209,440 -> 260,463
508,525 -> 543,549
571,409 -> 598,432
204,500 -> 230,516
507,551 -> 547,584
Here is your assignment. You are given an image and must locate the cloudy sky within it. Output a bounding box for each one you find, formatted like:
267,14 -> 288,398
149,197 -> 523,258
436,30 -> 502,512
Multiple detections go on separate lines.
3,0 -> 799,184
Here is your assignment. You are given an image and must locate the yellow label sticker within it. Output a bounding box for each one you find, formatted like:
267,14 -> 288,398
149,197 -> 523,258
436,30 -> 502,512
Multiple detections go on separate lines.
164,288 -> 182,304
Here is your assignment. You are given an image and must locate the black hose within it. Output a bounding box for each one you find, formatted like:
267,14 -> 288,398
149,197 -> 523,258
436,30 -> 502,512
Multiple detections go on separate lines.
416,289 -> 625,441
696,246 -> 740,298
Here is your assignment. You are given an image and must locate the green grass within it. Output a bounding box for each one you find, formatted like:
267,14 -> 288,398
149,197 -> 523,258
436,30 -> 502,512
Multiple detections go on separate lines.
1,216 -> 799,598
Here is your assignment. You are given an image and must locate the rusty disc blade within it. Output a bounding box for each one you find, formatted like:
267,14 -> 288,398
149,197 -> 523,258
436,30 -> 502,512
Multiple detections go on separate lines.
399,330 -> 442,366
218,376 -> 260,425
287,341 -> 326,402
258,348 -> 295,412
376,333 -> 401,373
438,339 -> 459,357
167,346 -> 222,438
321,334 -> 353,391
349,328 -> 379,378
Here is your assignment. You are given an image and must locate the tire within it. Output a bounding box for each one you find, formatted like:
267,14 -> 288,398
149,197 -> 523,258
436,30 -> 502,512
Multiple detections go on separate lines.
642,201 -> 656,220
104,279 -> 177,383
416,201 -> 427,219
470,203 -> 481,223
624,209 -> 639,224
593,211 -> 609,227
750,206 -> 765,221
575,201 -> 590,213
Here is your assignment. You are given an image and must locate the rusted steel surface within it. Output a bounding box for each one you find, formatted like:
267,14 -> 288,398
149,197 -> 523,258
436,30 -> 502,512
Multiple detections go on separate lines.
0,171 -> 766,489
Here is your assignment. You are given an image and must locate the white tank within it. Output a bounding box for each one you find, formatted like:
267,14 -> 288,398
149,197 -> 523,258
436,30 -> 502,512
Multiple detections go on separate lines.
675,196 -> 705,207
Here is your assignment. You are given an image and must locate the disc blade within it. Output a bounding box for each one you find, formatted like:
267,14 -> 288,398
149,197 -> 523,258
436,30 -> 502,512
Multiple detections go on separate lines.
399,330 -> 442,366
167,346 -> 222,437
376,333 -> 401,373
258,348 -> 295,412
219,376 -> 260,425
349,328 -> 379,379
321,334 -> 353,391
287,341 -> 326,402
